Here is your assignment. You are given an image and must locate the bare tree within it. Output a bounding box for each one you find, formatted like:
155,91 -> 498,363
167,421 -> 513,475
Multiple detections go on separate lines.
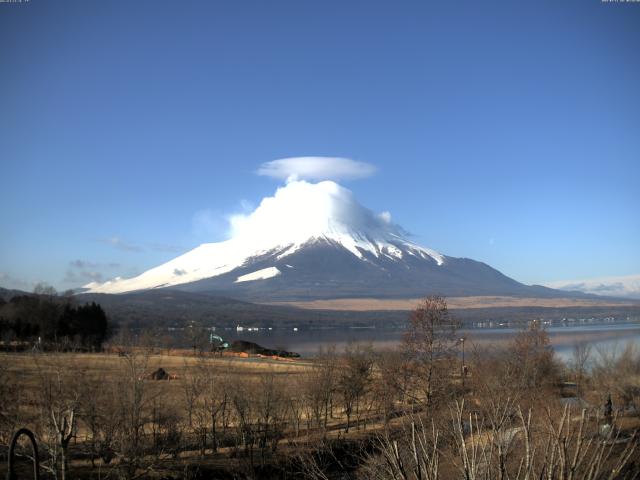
150,397 -> 182,459
285,376 -> 307,438
199,360 -> 230,453
112,350 -> 153,478
336,343 -> 374,433
230,377 -> 257,465
33,354 -> 80,480
33,283 -> 58,297
255,372 -> 287,463
403,296 -> 459,406
187,360 -> 211,455
50,406 -> 76,480
364,418 -> 440,480
305,346 -> 338,433
374,349 -> 414,426
571,342 -> 592,396
0,362 -> 27,448
593,342 -> 640,416
508,320 -> 559,397
183,321 -> 208,354
364,400 -> 639,480
182,359 -> 205,429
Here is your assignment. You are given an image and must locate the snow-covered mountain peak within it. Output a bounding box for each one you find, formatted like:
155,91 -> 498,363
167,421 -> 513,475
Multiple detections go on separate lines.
84,180 -> 443,294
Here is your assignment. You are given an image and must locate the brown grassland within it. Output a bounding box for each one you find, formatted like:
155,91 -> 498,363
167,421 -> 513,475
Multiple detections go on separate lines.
267,295 -> 639,311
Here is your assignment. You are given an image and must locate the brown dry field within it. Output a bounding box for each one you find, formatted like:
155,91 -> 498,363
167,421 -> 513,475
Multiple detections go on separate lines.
1,351 -> 315,440
4,350 -> 640,479
266,295 -> 639,311
1,350 -> 314,371
1,351 -> 393,448
1,350 -> 314,390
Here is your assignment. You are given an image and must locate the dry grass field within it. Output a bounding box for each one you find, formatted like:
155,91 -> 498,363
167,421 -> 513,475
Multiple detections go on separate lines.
1,350 -> 328,478
268,295 -> 639,311
1,350 -> 313,378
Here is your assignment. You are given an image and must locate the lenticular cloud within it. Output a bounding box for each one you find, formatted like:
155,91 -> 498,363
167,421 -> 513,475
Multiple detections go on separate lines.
256,157 -> 377,182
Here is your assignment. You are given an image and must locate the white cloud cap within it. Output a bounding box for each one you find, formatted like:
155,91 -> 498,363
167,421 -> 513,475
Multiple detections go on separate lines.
257,157 -> 377,182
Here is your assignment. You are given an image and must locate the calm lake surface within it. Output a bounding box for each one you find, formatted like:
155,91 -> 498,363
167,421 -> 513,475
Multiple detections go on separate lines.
214,321 -> 640,361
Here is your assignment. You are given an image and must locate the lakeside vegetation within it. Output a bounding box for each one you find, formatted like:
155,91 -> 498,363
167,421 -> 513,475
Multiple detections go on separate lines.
1,296 -> 640,479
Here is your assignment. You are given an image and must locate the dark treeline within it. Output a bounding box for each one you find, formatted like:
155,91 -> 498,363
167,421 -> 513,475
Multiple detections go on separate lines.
0,286 -> 111,350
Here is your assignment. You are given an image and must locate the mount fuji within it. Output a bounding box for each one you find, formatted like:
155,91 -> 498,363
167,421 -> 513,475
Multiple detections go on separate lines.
84,180 -> 567,301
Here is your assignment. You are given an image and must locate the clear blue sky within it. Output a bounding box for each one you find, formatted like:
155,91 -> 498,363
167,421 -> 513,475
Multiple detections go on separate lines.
1,0 -> 638,291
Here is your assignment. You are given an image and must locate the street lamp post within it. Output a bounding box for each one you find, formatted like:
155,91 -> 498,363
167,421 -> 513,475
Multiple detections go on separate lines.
459,337 -> 466,389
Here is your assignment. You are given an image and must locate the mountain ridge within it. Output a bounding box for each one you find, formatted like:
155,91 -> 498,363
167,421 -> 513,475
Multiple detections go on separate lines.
166,238 -> 576,301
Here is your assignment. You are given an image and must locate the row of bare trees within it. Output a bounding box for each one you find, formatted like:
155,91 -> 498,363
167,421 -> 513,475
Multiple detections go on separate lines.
2,296 -> 639,479
1,347 -> 377,478
300,298 -> 640,479
365,401 -> 637,480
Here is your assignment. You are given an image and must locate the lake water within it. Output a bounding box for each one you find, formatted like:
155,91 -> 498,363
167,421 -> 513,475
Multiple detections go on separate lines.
213,321 -> 640,362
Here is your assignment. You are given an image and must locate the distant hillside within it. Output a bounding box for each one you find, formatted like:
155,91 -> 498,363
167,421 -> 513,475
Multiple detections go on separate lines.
0,286 -> 29,302
76,290 -> 400,329
77,289 -> 640,329
3,286 -> 639,330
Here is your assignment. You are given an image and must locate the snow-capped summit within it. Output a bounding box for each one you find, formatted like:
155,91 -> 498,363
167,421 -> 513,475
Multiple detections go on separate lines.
85,180 -> 563,301
226,179 -> 443,264
85,180 -> 444,294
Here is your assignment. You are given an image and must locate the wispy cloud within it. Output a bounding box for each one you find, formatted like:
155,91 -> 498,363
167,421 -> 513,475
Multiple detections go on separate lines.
192,209 -> 226,239
192,200 -> 254,240
0,272 -> 35,291
64,270 -> 105,284
99,237 -> 182,254
148,243 -> 183,253
63,259 -> 123,285
378,211 -> 392,224
69,259 -> 120,269
101,236 -> 144,252
257,157 -> 377,182
547,274 -> 640,299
